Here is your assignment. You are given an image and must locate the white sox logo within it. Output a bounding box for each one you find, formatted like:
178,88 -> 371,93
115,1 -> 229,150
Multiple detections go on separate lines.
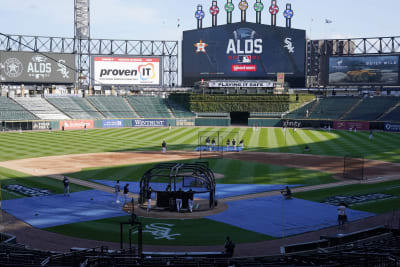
284,38 -> 295,53
57,60 -> 70,79
132,223 -> 181,240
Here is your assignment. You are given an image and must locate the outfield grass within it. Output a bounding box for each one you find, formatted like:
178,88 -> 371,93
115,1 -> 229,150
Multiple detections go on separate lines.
293,180 -> 400,214
70,158 -> 335,186
0,167 -> 90,200
0,128 -> 399,162
44,216 -> 273,246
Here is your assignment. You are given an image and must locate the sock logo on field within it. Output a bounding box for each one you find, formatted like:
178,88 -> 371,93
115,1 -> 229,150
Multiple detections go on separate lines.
132,223 -> 181,240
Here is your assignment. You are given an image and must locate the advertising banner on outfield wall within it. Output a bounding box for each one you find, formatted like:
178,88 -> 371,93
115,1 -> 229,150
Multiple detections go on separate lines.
92,56 -> 162,85
333,121 -> 370,131
176,119 -> 195,126
59,120 -> 94,130
102,119 -> 124,128
0,51 -> 75,83
32,121 -> 51,130
384,122 -> 400,132
132,119 -> 167,127
282,120 -> 302,128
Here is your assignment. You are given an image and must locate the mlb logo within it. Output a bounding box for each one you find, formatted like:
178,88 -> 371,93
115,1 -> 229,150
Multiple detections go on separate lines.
238,55 -> 251,63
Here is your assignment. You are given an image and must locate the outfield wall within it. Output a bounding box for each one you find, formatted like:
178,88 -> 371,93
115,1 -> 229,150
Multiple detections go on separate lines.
0,118 -> 394,131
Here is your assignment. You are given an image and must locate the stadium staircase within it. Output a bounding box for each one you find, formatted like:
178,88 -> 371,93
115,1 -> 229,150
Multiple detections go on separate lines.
378,100 -> 400,121
14,97 -> 70,120
86,96 -> 138,118
339,97 -> 363,120
0,97 -> 38,121
46,97 -> 104,119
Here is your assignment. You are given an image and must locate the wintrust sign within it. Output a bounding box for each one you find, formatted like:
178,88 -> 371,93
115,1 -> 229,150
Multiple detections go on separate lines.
93,56 -> 161,85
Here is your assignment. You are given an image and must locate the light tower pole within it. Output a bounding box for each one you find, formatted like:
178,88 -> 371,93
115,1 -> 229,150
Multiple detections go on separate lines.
238,0 -> 249,23
254,0 -> 264,24
225,0 -> 234,24
195,5 -> 205,29
74,0 -> 90,92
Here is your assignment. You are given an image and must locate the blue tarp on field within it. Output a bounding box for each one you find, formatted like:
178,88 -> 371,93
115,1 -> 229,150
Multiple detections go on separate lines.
206,195 -> 375,237
1,190 -> 127,229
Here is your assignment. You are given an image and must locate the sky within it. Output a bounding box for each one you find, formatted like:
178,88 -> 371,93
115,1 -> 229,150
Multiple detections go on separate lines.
0,0 -> 399,41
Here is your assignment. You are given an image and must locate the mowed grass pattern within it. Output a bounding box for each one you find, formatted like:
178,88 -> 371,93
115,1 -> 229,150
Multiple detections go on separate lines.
0,127 -> 399,162
70,158 -> 335,186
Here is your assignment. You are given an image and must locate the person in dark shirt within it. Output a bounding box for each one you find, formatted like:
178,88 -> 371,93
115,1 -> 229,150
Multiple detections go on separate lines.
232,139 -> 236,151
63,176 -> 70,196
226,139 -> 230,150
176,188 -> 183,212
188,189 -> 194,213
281,186 -> 292,199
224,236 -> 235,257
211,138 -> 216,150
162,140 -> 167,153
123,183 -> 129,204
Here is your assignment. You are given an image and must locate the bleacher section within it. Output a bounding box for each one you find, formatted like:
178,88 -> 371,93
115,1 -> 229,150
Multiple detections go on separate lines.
0,228 -> 399,266
0,97 -> 38,121
379,104 -> 400,122
166,99 -> 195,118
284,100 -> 316,119
86,96 -> 138,118
14,97 -> 70,120
343,97 -> 399,121
308,97 -> 360,120
46,97 -> 104,119
126,96 -> 172,118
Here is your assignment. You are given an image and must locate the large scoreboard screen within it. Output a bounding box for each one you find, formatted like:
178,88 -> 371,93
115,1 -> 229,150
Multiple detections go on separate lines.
329,55 -> 399,85
182,22 -> 306,87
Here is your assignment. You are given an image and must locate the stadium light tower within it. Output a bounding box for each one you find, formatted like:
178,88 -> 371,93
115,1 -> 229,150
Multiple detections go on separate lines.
74,0 -> 90,91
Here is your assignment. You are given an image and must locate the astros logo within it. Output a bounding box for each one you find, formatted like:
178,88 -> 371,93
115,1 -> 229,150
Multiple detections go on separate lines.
194,40 -> 208,53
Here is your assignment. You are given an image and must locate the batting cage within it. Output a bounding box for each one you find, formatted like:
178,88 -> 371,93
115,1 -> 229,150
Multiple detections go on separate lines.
197,130 -> 241,159
343,155 -> 365,180
139,162 -> 216,212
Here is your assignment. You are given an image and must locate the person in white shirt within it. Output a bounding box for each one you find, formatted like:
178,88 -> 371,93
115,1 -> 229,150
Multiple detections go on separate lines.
337,202 -> 348,229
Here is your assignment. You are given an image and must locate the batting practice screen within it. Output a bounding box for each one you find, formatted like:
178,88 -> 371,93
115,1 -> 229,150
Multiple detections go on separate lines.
182,22 -> 306,87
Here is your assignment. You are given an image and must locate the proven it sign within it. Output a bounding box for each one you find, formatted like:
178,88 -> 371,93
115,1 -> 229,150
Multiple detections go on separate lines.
92,56 -> 161,85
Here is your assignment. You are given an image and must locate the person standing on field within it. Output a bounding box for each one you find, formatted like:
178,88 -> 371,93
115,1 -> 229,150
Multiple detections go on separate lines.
63,176 -> 70,196
123,183 -> 129,204
115,180 -> 121,203
162,140 -> 167,153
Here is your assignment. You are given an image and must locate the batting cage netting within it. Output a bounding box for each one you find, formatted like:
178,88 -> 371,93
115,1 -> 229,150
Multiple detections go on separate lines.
343,155 -> 365,180
197,131 -> 240,159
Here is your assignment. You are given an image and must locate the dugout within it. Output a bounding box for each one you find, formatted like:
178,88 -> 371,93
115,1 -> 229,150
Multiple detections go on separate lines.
139,162 -> 217,211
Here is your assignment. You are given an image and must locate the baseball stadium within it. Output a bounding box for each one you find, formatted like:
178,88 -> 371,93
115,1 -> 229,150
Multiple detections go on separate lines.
0,0 -> 400,266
